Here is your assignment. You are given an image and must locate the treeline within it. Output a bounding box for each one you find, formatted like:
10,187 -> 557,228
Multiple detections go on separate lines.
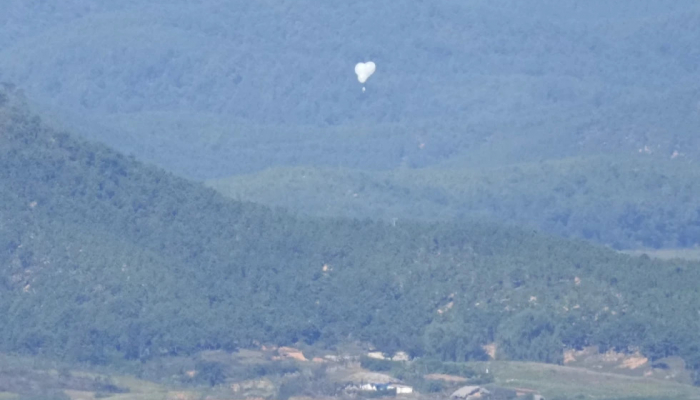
1,88 -> 700,384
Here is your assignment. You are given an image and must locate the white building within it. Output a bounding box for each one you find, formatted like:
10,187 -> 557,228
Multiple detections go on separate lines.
347,382 -> 414,395
388,384 -> 414,394
367,351 -> 387,360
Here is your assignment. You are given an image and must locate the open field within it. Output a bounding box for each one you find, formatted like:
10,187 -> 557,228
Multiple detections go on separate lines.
0,353 -> 195,400
471,361 -> 700,400
2,349 -> 700,400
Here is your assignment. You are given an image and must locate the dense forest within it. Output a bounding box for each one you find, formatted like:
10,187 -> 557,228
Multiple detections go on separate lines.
3,0 -> 699,255
209,156 -> 700,249
1,0 -> 699,179
2,88 -> 700,385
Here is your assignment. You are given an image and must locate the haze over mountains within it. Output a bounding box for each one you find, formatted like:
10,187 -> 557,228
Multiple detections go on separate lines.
2,0 -> 699,177
3,1 -> 700,250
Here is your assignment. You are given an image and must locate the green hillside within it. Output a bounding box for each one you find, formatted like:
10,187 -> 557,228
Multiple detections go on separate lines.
1,1 -> 699,178
208,156 -> 700,249
3,0 -> 699,256
2,87 -> 700,385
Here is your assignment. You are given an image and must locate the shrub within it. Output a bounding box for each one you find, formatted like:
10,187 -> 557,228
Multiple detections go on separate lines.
360,356 -> 396,372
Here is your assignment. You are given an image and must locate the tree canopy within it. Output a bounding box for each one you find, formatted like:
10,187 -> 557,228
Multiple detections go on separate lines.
2,88 -> 700,385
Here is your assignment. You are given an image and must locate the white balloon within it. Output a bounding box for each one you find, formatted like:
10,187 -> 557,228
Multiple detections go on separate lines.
355,61 -> 376,84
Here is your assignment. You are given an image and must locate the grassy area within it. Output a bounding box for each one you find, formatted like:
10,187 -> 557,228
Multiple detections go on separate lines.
470,361 -> 700,400
0,351 -> 700,400
0,352 -> 197,400
622,248 -> 700,261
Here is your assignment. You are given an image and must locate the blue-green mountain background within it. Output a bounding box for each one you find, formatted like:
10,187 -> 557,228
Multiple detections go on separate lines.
3,1 -> 700,248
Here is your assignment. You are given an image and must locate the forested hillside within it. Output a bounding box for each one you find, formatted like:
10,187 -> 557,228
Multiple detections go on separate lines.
3,0 -> 699,255
209,156 -> 700,249
2,87 -> 700,384
1,0 -> 699,178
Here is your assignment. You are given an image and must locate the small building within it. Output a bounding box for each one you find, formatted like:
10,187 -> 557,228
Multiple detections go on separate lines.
347,382 -> 413,396
360,383 -> 378,391
367,351 -> 387,360
388,384 -> 413,394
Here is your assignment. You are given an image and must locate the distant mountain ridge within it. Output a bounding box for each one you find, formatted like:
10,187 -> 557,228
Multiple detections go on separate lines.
1,0 -> 699,178
3,0 -> 699,256
1,87 -> 700,385
3,0 -> 700,258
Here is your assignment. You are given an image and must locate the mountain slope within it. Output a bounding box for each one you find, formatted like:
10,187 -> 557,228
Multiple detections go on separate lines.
3,0 -> 699,256
1,1 -> 699,178
2,87 -> 700,383
208,156 -> 700,249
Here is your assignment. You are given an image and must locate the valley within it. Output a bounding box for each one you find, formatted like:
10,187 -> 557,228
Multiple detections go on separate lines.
2,345 -> 700,400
